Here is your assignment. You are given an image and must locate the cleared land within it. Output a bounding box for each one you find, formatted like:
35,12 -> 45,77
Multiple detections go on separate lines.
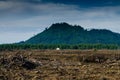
0,50 -> 120,80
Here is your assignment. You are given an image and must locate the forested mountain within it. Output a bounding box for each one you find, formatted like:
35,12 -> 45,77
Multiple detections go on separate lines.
25,23 -> 120,44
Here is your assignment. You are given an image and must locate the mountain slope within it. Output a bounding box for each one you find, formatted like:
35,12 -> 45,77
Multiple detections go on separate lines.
25,23 -> 120,44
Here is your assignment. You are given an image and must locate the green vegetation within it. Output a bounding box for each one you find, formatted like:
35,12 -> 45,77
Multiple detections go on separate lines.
25,22 -> 120,44
0,44 -> 119,51
1,23 -> 120,51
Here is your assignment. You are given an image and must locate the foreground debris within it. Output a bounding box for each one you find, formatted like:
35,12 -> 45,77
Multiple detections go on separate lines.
0,50 -> 120,80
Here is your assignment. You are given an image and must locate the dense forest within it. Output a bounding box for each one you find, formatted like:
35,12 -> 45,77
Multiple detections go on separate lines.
0,44 -> 119,51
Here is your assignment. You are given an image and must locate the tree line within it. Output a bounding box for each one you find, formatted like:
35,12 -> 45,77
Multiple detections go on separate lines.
0,44 -> 119,51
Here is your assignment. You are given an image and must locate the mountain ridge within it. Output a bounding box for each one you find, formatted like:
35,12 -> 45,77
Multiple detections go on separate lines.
25,22 -> 120,44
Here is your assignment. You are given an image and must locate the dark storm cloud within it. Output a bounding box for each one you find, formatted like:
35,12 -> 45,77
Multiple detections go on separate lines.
42,0 -> 120,7
1,0 -> 120,7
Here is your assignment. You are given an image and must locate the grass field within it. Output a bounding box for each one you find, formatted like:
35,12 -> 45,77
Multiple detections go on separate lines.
0,50 -> 120,80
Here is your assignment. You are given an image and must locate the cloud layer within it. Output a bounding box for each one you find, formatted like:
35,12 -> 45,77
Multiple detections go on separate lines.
0,0 -> 120,43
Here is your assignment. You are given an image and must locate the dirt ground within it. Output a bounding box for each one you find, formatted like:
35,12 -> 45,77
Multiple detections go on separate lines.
0,50 -> 120,80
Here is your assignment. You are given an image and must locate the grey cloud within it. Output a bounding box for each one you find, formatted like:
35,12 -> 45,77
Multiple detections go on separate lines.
0,0 -> 42,3
0,1 -> 120,43
0,1 -> 79,19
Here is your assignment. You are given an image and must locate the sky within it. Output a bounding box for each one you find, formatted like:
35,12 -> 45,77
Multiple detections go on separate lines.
0,0 -> 120,44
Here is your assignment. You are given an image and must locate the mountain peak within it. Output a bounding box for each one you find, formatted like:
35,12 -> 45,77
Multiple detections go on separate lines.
48,22 -> 84,31
52,22 -> 70,26
49,22 -> 71,29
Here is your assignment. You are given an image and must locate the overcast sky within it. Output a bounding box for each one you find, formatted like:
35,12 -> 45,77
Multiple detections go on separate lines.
0,0 -> 120,44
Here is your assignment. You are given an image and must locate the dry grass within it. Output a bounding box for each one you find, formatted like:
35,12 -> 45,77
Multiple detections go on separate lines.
0,49 -> 120,80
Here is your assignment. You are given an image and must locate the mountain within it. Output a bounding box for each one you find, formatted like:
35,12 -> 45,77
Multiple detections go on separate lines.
25,22 -> 120,44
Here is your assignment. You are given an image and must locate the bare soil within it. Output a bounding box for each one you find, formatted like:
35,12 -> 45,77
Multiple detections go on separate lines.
0,50 -> 120,80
